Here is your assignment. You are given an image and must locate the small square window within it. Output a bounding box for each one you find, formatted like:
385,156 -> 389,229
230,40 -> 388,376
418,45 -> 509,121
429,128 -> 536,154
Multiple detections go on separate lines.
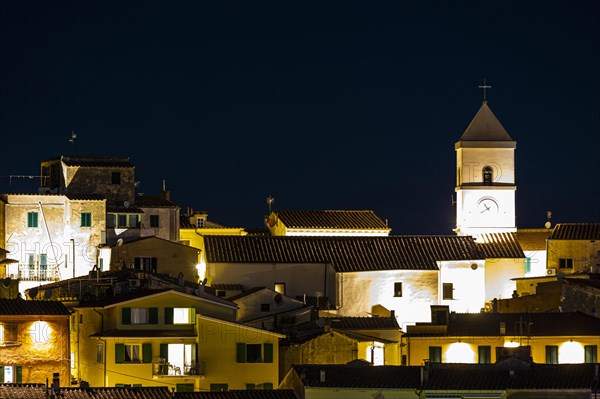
559,258 -> 573,269
443,283 -> 454,300
81,212 -> 92,227
111,172 -> 121,184
260,304 -> 270,312
394,282 -> 402,297
150,215 -> 159,228
274,283 -> 286,295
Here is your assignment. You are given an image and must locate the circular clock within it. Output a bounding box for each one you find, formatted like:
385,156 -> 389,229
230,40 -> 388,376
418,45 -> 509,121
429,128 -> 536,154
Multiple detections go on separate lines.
477,197 -> 499,214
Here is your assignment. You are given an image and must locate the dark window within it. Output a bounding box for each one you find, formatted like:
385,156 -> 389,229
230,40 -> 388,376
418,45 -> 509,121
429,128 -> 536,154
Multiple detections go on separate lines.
559,258 -> 573,269
246,344 -> 262,363
483,166 -> 493,185
429,346 -> 442,363
478,346 -> 491,364
150,215 -> 159,228
585,345 -> 597,363
260,304 -> 270,312
118,214 -> 127,227
107,214 -> 116,228
443,283 -> 454,300
546,345 -> 558,364
96,344 -> 104,364
210,384 -> 228,392
176,384 -> 195,392
246,384 -> 256,390
111,172 -> 121,184
216,290 -> 226,297
27,211 -> 38,228
236,343 -> 273,363
134,257 -> 157,273
394,282 -> 403,297
0,323 -> 18,344
81,212 -> 92,227
128,214 -> 140,228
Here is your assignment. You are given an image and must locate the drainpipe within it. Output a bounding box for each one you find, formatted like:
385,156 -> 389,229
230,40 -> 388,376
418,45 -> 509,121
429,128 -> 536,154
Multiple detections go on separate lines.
92,308 -> 107,387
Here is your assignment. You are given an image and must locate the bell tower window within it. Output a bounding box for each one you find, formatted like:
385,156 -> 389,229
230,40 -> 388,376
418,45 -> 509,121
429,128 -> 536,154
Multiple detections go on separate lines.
482,166 -> 493,185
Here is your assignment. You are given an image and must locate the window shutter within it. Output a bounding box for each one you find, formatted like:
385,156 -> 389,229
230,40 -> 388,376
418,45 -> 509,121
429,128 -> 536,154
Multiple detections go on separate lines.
15,366 -> 22,383
263,343 -> 273,363
115,343 -> 125,364
160,343 -> 169,361
122,308 -> 131,325
151,257 -> 158,273
189,308 -> 196,324
263,383 -> 273,390
236,343 -> 247,363
149,308 -> 158,324
0,365 -> 4,383
165,307 -> 174,324
191,344 -> 197,363
142,343 -> 152,363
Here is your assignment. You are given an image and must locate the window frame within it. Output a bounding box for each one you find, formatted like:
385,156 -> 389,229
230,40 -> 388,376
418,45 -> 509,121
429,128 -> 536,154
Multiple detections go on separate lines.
559,258 -> 574,269
585,345 -> 597,363
0,323 -> 19,345
429,346 -> 442,363
545,345 -> 558,364
149,214 -> 160,228
478,345 -> 491,364
394,282 -> 403,297
111,172 -> 121,185
442,283 -> 454,300
81,212 -> 92,227
27,211 -> 39,228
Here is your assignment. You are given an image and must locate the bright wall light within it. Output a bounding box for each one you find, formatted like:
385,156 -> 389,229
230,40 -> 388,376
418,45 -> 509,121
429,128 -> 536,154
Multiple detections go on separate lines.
446,342 -> 476,363
504,340 -> 519,348
559,341 -> 584,363
196,257 -> 207,282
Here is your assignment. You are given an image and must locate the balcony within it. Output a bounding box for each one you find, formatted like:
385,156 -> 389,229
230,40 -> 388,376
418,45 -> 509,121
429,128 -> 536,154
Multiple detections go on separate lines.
17,264 -> 60,282
152,358 -> 205,378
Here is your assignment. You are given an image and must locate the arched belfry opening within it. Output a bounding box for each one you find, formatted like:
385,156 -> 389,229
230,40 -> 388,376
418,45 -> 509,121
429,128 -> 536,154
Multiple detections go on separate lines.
482,166 -> 493,185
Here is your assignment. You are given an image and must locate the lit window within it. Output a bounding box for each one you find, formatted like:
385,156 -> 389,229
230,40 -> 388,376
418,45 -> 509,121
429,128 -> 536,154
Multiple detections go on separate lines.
81,212 -> 92,227
173,308 -> 192,324
27,211 -> 38,228
394,282 -> 403,297
274,283 -> 286,295
130,308 -> 148,324
124,344 -> 140,363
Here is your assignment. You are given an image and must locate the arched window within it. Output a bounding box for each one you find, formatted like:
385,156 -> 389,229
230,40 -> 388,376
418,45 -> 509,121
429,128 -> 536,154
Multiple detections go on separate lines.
483,166 -> 493,185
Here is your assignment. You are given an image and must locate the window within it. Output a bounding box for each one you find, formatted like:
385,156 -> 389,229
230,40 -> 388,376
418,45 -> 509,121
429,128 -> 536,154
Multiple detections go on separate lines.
176,384 -> 194,392
96,344 -> 104,364
442,283 -> 454,300
394,282 -> 403,297
260,304 -> 270,312
196,218 -> 205,228
134,257 -> 157,273
525,257 -> 531,273
150,215 -> 159,228
122,307 -> 158,325
210,384 -> 228,392
0,365 -> 22,383
27,211 -> 38,228
0,323 -> 18,345
585,345 -> 597,363
107,213 -> 116,228
236,343 -> 273,363
109,213 -> 141,229
429,346 -> 442,363
165,307 -> 196,325
483,166 -> 493,185
159,343 -> 197,376
478,346 -> 491,364
246,383 -> 256,390
81,212 -> 92,227
114,343 -> 152,364
216,290 -> 227,297
111,172 -> 121,184
274,283 -> 286,295
559,258 -> 573,269
546,345 -> 558,364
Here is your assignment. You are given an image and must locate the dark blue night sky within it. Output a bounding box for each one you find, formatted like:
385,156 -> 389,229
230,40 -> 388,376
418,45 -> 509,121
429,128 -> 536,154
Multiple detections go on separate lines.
1,1 -> 598,233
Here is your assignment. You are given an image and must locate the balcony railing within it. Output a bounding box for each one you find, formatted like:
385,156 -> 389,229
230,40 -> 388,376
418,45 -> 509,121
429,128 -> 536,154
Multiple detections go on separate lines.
17,264 -> 61,282
152,358 -> 205,377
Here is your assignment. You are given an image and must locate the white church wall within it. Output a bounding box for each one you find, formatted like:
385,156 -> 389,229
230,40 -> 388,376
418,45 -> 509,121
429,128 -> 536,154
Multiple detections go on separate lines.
439,260 -> 486,313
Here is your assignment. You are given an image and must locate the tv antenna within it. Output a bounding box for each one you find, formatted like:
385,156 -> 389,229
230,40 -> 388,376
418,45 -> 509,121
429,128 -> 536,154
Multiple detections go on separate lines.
266,195 -> 275,213
544,211 -> 552,229
69,131 -> 77,144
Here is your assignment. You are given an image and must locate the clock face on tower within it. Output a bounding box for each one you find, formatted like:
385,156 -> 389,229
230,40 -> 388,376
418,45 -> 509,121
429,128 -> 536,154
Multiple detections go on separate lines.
477,197 -> 499,215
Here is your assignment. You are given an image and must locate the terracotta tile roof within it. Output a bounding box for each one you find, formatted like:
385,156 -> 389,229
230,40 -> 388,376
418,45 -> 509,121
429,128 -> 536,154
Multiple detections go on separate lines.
175,390 -> 298,399
77,289 -> 172,307
211,283 -> 244,291
293,364 -> 421,388
326,316 -> 399,330
90,328 -> 197,338
66,194 -> 106,201
135,195 -> 179,208
43,156 -> 134,168
106,204 -> 144,213
180,215 -> 236,229
227,287 -> 267,301
550,223 -> 600,240
0,384 -> 46,398
271,210 -> 390,231
332,329 -> 397,344
0,299 -> 71,315
405,311 -> 600,337
205,236 -> 481,272
516,228 -> 553,251
295,295 -> 334,310
59,386 -> 171,398
476,233 -> 525,258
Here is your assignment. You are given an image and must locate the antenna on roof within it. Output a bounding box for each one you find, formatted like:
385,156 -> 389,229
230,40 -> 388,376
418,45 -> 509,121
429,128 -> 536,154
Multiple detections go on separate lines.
545,211 -> 552,229
69,131 -> 77,144
266,196 -> 275,214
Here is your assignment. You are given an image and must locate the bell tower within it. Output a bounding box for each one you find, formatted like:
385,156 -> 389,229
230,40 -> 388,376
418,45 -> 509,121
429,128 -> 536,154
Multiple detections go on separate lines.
455,101 -> 517,236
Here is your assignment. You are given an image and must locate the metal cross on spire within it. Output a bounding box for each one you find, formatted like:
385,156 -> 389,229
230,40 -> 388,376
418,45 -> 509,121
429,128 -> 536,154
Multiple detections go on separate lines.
478,78 -> 492,102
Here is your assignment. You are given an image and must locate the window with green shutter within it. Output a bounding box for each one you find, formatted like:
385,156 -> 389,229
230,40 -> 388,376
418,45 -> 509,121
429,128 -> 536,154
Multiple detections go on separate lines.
122,308 -> 131,325
164,307 -> 174,324
546,345 -> 558,364
210,384 -> 228,392
142,343 -> 152,363
15,366 -> 22,383
585,345 -> 597,363
81,212 -> 92,227
148,308 -> 158,324
263,343 -> 273,363
0,365 -> 3,383
478,346 -> 491,364
27,211 -> 38,228
262,383 -> 273,390
246,384 -> 256,390
236,343 -> 247,363
115,343 -> 125,364
160,343 -> 169,361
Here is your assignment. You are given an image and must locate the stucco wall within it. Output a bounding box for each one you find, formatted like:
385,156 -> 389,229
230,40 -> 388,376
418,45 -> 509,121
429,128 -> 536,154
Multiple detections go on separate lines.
485,258 -> 526,300
547,239 -> 600,274
234,289 -> 304,322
